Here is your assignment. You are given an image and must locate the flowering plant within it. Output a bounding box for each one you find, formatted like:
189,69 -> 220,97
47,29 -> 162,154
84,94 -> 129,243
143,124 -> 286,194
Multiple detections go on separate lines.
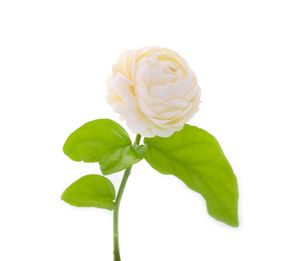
61,47 -> 239,261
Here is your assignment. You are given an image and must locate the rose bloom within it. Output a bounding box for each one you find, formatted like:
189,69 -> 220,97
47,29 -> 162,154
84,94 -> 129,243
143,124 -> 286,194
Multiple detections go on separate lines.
106,47 -> 201,137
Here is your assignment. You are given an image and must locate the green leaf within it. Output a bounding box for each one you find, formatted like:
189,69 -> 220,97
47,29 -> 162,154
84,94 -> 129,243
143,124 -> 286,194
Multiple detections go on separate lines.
63,119 -> 130,162
61,174 -> 116,210
63,119 -> 142,174
144,124 -> 239,227
100,145 -> 142,175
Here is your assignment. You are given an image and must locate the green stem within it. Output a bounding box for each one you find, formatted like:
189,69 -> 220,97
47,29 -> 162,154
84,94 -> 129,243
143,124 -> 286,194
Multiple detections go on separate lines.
113,134 -> 141,261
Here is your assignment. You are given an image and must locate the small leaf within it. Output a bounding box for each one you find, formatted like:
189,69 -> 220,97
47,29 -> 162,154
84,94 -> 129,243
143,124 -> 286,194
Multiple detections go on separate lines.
100,145 -> 142,175
144,124 -> 239,227
61,174 -> 116,210
63,119 -> 142,174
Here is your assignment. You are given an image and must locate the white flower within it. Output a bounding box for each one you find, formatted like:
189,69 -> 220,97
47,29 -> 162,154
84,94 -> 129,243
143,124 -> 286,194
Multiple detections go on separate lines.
106,47 -> 201,137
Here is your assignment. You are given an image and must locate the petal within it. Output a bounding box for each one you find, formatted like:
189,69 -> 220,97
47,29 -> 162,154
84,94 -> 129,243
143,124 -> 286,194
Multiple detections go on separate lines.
109,73 -> 137,108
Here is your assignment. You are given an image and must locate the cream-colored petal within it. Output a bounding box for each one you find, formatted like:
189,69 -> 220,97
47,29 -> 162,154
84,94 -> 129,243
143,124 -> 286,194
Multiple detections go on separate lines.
106,46 -> 201,138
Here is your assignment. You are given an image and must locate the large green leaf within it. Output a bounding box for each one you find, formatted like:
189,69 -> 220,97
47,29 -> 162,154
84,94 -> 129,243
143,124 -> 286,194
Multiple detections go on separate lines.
144,124 -> 239,227
61,174 -> 116,210
63,119 -> 142,173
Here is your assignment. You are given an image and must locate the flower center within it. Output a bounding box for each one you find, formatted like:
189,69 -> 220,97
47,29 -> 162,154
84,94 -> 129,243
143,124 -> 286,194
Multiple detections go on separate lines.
168,65 -> 177,72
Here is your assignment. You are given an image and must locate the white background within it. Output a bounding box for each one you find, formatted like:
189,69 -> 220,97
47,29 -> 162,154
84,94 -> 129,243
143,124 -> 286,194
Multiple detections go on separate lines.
1,0 -> 300,260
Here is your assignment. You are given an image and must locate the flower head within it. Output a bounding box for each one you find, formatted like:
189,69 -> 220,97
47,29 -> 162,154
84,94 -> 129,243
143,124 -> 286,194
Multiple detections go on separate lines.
107,47 -> 201,137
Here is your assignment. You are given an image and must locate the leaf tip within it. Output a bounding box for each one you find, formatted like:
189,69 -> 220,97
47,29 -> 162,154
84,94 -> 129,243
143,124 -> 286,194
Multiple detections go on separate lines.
223,213 -> 239,228
60,189 -> 70,205
230,219 -> 239,228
